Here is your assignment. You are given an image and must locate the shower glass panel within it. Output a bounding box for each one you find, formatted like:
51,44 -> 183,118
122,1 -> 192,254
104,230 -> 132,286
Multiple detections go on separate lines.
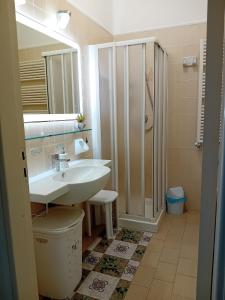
98,48 -> 114,189
145,42 -> 155,218
91,38 -> 167,230
128,44 -> 145,216
71,52 -> 80,113
45,50 -> 80,114
47,55 -> 64,113
63,53 -> 73,113
116,47 -> 127,214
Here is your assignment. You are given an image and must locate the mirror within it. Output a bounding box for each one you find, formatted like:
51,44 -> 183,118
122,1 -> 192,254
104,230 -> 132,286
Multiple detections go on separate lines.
17,22 -> 81,114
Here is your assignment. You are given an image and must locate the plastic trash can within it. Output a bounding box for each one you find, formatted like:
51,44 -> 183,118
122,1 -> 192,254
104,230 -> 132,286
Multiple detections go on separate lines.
166,186 -> 187,215
33,206 -> 84,300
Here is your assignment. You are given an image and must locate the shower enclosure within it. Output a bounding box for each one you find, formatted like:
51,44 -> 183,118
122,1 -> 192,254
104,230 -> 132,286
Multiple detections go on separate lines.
90,38 -> 168,231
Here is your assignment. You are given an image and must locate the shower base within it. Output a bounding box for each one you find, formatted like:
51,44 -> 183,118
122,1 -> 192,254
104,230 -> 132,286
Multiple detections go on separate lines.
118,198 -> 165,233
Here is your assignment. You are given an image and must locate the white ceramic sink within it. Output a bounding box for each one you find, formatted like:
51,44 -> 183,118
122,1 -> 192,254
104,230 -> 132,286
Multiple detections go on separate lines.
52,166 -> 110,205
29,159 -> 111,204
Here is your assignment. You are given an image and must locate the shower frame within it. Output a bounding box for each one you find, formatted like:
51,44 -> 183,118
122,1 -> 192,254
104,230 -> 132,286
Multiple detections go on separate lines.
89,38 -> 168,232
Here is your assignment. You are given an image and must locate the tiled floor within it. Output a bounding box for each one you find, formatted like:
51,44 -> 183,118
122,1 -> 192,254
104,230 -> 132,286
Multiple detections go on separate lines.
73,229 -> 153,299
41,211 -> 199,300
125,211 -> 199,300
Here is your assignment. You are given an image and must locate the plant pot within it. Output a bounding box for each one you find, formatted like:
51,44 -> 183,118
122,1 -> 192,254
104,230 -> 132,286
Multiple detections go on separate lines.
78,122 -> 86,130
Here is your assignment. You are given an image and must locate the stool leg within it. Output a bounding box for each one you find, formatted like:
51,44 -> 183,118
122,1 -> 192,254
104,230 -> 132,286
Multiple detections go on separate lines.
115,198 -> 119,230
86,202 -> 92,237
95,206 -> 102,226
105,203 -> 113,239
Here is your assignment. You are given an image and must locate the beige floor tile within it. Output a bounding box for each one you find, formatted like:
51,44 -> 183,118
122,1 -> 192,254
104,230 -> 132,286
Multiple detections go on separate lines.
186,212 -> 200,225
147,279 -> 173,300
164,239 -> 182,251
180,244 -> 198,260
160,247 -> 180,265
166,231 -> 184,243
152,227 -> 169,241
147,239 -> 164,253
154,262 -> 177,283
133,265 -> 156,287
182,225 -> 199,245
141,251 -> 161,268
169,218 -> 187,228
167,226 -> 185,237
173,274 -> 197,299
177,258 -> 197,277
171,295 -> 192,300
125,283 -> 149,300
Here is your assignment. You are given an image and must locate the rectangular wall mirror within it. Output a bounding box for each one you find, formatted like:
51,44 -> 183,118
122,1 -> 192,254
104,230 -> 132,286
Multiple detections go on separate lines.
17,22 -> 81,114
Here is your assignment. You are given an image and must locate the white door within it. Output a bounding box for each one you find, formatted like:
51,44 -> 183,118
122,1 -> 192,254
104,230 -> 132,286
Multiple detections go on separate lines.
0,0 -> 38,299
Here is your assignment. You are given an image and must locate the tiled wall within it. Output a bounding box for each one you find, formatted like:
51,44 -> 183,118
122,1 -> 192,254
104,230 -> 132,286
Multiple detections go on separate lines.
24,121 -> 92,177
115,23 -> 207,211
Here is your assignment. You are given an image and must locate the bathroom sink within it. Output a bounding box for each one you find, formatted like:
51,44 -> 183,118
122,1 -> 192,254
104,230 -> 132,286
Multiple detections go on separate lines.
52,166 -> 110,205
29,159 -> 111,205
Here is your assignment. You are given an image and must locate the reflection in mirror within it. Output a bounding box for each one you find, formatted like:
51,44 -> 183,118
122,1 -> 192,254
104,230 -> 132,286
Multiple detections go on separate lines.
17,22 -> 81,114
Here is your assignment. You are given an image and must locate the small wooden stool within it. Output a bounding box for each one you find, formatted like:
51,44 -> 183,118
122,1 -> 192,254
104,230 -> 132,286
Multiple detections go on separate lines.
86,190 -> 118,239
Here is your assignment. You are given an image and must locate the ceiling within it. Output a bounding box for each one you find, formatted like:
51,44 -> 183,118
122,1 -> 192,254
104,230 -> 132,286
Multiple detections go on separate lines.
67,0 -> 207,35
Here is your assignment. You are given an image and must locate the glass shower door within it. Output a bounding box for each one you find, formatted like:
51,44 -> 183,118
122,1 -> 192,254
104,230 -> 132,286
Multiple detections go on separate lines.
116,44 -> 147,217
127,44 -> 145,216
94,40 -> 167,223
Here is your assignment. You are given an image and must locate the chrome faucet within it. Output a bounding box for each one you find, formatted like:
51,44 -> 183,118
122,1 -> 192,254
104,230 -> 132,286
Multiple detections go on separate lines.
52,152 -> 70,172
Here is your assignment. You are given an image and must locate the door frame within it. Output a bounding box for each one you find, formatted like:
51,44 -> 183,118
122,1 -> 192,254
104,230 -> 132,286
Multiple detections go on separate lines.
0,1 -> 39,298
0,131 -> 17,299
197,0 -> 225,298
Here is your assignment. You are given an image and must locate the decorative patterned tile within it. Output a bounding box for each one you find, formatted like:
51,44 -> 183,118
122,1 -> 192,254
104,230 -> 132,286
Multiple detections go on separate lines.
131,245 -> 147,262
115,229 -> 143,244
105,240 -> 137,260
121,260 -> 140,282
94,238 -> 113,253
110,279 -> 130,300
139,232 -> 153,246
75,269 -> 91,291
83,251 -> 103,271
74,228 -> 153,300
72,293 -> 96,300
94,255 -> 128,278
77,271 -> 119,300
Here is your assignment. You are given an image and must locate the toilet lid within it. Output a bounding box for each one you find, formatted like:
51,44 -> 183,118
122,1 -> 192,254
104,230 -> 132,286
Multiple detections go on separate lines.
32,206 -> 84,233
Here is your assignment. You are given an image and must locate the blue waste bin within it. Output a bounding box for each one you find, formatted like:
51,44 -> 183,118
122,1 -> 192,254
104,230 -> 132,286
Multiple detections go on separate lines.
166,187 -> 187,215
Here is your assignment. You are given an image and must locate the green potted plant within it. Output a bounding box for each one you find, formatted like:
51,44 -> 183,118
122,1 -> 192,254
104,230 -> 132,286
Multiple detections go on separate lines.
76,113 -> 86,130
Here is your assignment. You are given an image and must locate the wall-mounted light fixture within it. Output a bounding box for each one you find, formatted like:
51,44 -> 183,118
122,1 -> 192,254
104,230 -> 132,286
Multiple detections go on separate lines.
15,0 -> 26,6
56,10 -> 71,30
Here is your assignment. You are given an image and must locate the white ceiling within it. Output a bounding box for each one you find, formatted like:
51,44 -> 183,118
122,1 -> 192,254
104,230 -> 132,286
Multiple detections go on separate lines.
67,0 -> 207,35
16,22 -> 59,49
67,0 -> 113,33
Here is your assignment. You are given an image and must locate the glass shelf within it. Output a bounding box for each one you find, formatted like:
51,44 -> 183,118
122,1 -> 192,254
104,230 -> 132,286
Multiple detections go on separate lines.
25,128 -> 92,141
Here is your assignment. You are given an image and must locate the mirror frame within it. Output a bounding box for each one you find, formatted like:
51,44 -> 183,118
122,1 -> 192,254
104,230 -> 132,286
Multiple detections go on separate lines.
16,11 -> 83,120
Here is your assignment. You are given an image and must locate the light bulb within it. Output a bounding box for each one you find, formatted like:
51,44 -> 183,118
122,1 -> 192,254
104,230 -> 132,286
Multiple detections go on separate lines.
56,10 -> 71,30
15,0 -> 26,6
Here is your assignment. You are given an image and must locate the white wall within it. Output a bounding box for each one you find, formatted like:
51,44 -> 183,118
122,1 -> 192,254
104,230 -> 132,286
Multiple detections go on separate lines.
17,22 -> 59,49
67,0 -> 207,35
113,0 -> 207,34
67,0 -> 113,33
